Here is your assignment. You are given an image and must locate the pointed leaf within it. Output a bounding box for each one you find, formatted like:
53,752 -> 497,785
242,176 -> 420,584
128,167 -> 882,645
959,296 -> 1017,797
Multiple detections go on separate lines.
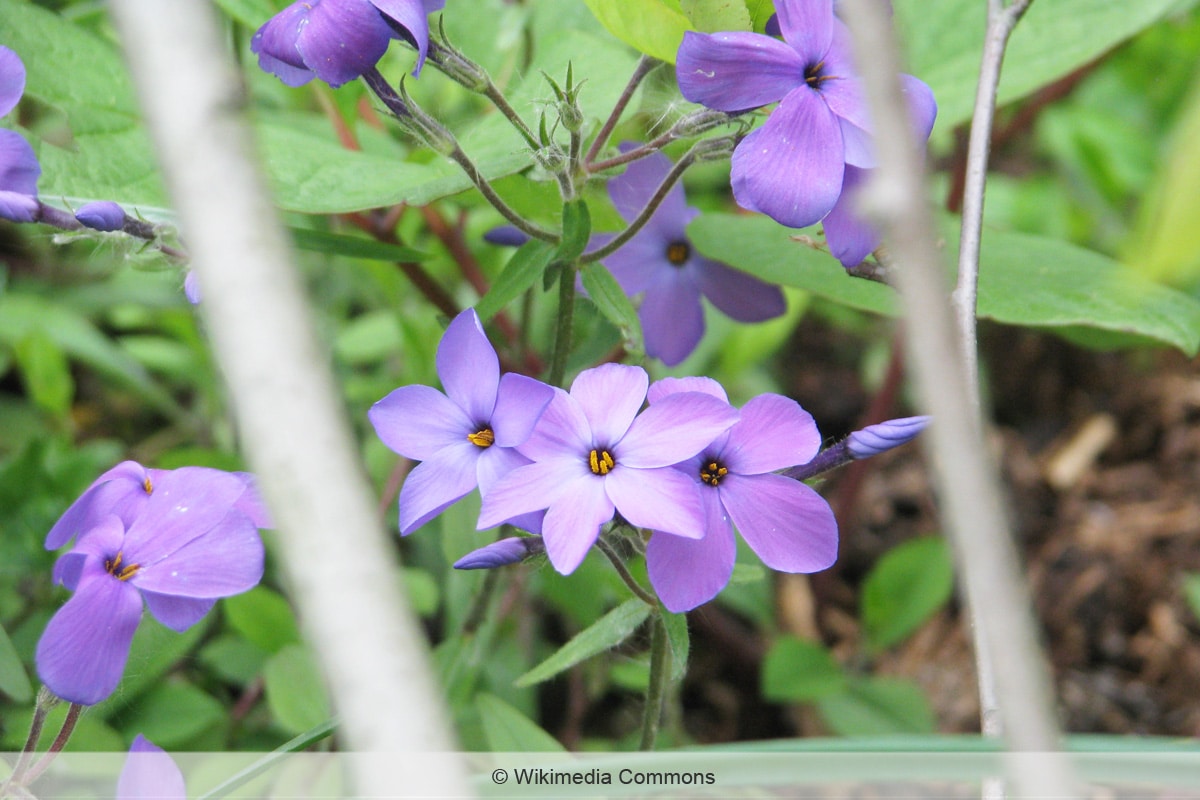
515,599 -> 651,687
476,692 -> 566,752
761,636 -> 846,702
476,240 -> 557,321
861,537 -> 955,651
580,262 -> 644,356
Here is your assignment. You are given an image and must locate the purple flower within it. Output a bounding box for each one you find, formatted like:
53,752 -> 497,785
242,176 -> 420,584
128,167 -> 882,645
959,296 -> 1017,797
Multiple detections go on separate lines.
643,377 -> 838,613
477,363 -> 739,574
822,77 -> 938,267
592,146 -> 785,366
252,0 -> 445,88
369,308 -> 554,535
0,45 -> 40,223
453,535 -> 544,570
183,270 -> 202,305
676,0 -> 932,229
75,200 -> 126,232
847,414 -> 930,459
118,736 -> 185,800
36,468 -> 266,705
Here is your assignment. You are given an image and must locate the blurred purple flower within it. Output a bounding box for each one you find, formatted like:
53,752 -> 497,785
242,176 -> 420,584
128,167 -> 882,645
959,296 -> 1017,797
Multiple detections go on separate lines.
453,535 -> 544,570
252,0 -> 445,88
0,45 -> 40,223
483,225 -> 529,247
478,363 -> 739,574
37,468 -> 266,705
118,736 -> 185,800
369,308 -> 554,535
847,414 -> 930,459
643,377 -> 838,612
183,270 -> 202,305
676,0 -> 933,230
75,200 -> 126,232
592,146 -> 785,366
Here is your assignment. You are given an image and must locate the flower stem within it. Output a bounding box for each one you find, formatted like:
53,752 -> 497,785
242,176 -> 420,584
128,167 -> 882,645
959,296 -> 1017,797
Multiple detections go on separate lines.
597,536 -> 657,606
447,145 -> 559,243
638,615 -> 669,751
4,691 -> 52,790
482,80 -> 540,151
546,259 -> 578,387
580,144 -> 698,264
21,703 -> 82,786
585,130 -> 675,174
585,55 -> 660,167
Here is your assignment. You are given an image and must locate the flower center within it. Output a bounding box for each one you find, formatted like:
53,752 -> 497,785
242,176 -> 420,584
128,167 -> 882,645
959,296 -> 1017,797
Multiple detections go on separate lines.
804,60 -> 836,89
666,241 -> 690,266
143,476 -> 153,494
467,427 -> 495,448
588,448 -> 616,475
104,551 -> 140,581
699,459 -> 729,487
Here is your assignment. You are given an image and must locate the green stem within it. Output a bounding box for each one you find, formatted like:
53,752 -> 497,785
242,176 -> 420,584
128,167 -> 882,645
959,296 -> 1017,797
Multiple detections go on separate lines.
546,259 -> 578,387
22,703 -> 82,786
461,560 -> 503,636
482,81 -> 540,151
584,55 -> 660,167
597,536 -> 657,606
586,130 -> 675,174
638,615 -> 669,751
447,146 -> 559,243
4,692 -> 51,790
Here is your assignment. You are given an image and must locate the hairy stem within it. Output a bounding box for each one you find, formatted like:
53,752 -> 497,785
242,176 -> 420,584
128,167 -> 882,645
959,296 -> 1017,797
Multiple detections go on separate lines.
638,615 -> 669,751
597,536 -> 658,606
447,145 -> 559,242
584,55 -> 660,167
546,259 -> 578,387
22,703 -> 82,786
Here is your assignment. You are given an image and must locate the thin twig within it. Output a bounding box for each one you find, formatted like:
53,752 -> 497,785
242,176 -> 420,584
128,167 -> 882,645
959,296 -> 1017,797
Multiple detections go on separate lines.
584,55 -> 660,166
447,145 -> 559,242
22,703 -> 82,786
596,536 -> 658,606
834,0 -> 1074,796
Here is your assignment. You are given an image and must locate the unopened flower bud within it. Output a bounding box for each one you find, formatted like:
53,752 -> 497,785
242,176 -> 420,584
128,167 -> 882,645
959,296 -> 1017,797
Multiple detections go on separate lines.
692,135 -> 738,162
484,226 -> 530,247
183,271 -> 201,305
669,109 -> 730,139
428,40 -> 489,93
847,416 -> 931,459
453,536 -> 544,570
534,144 -> 567,174
75,201 -> 126,232
559,99 -> 584,134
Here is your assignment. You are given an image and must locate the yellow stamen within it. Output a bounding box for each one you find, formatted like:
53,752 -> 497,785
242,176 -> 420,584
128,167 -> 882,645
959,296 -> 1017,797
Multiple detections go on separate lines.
700,461 -> 729,487
666,242 -> 690,265
589,449 -> 615,475
105,551 -> 141,581
467,428 -> 495,448
143,476 -> 153,494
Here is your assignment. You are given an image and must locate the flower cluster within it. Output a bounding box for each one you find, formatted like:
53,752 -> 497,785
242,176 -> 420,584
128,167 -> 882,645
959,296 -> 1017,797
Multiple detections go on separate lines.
37,462 -> 270,705
0,45 -> 40,223
371,310 -> 842,609
676,0 -> 936,267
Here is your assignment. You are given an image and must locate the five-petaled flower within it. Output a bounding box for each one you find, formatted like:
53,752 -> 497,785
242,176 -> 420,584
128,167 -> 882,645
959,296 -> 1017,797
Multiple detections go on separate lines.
477,363 -> 739,574
675,0 -> 934,231
0,45 -> 40,223
369,308 -> 555,535
642,377 -> 838,612
252,0 -> 445,88
592,144 -> 786,366
37,467 -> 268,705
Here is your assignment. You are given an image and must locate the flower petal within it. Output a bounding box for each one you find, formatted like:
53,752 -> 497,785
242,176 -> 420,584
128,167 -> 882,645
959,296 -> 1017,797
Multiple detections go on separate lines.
722,393 -> 821,474
232,472 -> 274,529
570,363 -> 647,448
676,31 -> 805,112
437,309 -> 500,427
648,376 -> 728,405
371,0 -> 435,75
476,446 -> 544,534
517,387 -> 593,461
618,391 -> 738,468
369,384 -> 473,460
0,189 -> 38,222
0,128 -> 41,194
36,565 -> 143,705
250,1 -> 315,87
477,457 -> 585,530
639,267 -> 704,366
541,475 -> 613,574
731,87 -> 844,229
142,592 -> 216,633
491,373 -> 554,447
605,466 -> 705,538
822,165 -> 879,268
607,146 -> 689,227
597,230 -> 674,296
119,736 -> 187,800
776,0 -> 834,62
721,473 -> 838,572
902,73 -> 938,141
646,490 -> 736,612
696,259 -> 786,323
0,45 -> 27,119
296,0 -> 393,88
44,461 -> 147,550
396,442 -> 481,534
132,510 -> 263,598
121,469 -> 251,565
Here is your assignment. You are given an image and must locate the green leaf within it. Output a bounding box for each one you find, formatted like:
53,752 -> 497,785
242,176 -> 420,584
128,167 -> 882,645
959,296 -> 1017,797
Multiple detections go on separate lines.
515,599 -> 651,687
861,537 -> 955,651
335,311 -> 403,366
476,693 -> 567,752
476,240 -> 557,321
582,0 -> 693,62
0,621 -> 33,703
746,0 -> 776,31
660,608 -> 690,682
898,0 -> 1185,128
224,587 -> 302,656
579,263 -> 644,355
402,567 -> 440,617
289,227 -> 429,263
263,644 -> 332,735
556,200 -> 592,263
1184,574 -> 1200,623
13,328 -> 74,417
816,677 -> 937,736
688,213 -> 898,316
681,0 -> 752,33
198,634 -> 269,686
761,636 -> 847,702
115,682 -> 226,747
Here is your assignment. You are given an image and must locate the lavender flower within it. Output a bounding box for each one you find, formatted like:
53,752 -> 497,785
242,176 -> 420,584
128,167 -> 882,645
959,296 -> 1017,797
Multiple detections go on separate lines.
369,308 -> 554,534
117,736 -> 185,800
847,414 -> 930,459
477,363 -> 739,574
252,0 -> 445,88
592,146 -> 785,366
453,535 -> 544,570
37,468 -> 266,705
675,0 -> 932,230
183,270 -> 202,305
0,45 -> 40,223
75,200 -> 126,232
643,377 -> 838,612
